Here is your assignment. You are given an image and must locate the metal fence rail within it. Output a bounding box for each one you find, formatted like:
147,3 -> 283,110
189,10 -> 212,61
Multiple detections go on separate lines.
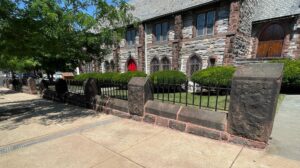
66,80 -> 85,95
96,80 -> 128,100
153,80 -> 231,112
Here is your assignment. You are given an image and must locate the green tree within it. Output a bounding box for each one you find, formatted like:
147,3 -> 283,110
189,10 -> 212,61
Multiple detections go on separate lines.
0,0 -> 136,76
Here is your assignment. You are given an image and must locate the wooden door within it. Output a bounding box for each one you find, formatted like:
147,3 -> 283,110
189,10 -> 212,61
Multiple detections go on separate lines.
257,24 -> 284,58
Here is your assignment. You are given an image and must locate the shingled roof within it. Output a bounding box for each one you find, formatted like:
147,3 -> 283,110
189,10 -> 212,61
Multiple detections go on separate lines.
129,0 -> 219,21
253,0 -> 300,22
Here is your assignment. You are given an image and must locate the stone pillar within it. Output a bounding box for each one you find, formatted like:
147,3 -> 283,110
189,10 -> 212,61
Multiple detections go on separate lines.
27,77 -> 37,94
84,78 -> 98,109
55,79 -> 68,101
172,15 -> 183,70
5,79 -> 10,88
224,0 -> 258,64
138,24 -> 145,71
113,46 -> 120,72
228,63 -> 284,143
128,77 -> 153,116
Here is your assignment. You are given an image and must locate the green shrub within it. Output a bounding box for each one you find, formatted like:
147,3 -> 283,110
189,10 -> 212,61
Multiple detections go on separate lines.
150,70 -> 187,84
191,66 -> 236,87
74,72 -> 119,82
271,59 -> 300,92
113,71 -> 147,83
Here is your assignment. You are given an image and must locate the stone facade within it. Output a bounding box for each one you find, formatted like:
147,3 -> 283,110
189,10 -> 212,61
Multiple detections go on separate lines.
82,0 -> 299,74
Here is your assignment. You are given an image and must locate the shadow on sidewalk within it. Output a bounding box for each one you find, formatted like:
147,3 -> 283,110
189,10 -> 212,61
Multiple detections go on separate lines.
0,99 -> 100,131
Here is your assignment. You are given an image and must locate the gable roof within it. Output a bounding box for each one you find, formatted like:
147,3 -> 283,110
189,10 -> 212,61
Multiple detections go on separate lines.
129,0 -> 219,21
253,0 -> 300,22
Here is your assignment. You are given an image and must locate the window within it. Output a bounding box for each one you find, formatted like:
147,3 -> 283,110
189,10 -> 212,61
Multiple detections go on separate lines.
110,60 -> 115,71
150,58 -> 160,73
154,22 -> 169,42
208,57 -> 216,67
188,55 -> 202,76
161,57 -> 170,71
104,61 -> 110,72
126,29 -> 136,46
196,11 -> 215,36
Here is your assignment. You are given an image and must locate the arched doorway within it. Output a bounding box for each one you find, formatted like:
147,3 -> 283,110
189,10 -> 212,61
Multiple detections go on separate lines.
127,59 -> 137,72
257,24 -> 285,58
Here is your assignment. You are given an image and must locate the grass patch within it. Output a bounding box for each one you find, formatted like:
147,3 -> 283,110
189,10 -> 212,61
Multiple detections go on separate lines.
154,92 -> 230,112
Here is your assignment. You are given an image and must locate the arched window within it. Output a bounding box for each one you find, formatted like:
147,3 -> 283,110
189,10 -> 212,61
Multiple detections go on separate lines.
150,57 -> 160,73
104,61 -> 110,72
110,60 -> 115,72
161,57 -> 170,71
188,55 -> 202,76
257,24 -> 285,58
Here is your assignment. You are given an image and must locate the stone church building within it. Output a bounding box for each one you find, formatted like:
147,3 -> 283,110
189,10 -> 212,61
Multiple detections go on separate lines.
81,0 -> 300,76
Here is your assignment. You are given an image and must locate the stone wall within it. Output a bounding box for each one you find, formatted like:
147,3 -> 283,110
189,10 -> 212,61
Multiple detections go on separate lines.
180,36 -> 227,73
146,3 -> 230,75
287,16 -> 300,59
224,0 -> 258,64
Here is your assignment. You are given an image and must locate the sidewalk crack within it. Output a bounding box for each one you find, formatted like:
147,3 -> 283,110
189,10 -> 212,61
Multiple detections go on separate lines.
229,146 -> 244,168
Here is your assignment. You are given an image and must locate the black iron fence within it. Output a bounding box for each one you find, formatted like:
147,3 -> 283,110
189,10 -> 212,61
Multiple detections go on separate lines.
153,80 -> 231,112
96,80 -> 128,100
66,80 -> 85,95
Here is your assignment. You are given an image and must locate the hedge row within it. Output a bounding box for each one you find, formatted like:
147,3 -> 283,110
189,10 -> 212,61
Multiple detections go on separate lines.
74,71 -> 147,83
74,59 -> 300,92
191,66 -> 236,87
271,59 -> 300,92
150,70 -> 187,84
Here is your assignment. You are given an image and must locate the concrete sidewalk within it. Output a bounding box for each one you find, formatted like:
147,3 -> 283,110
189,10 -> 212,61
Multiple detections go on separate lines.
0,87 -> 299,168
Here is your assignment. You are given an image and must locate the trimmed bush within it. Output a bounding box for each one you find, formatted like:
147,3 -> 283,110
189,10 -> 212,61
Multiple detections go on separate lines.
271,59 -> 300,92
191,66 -> 236,87
113,71 -> 147,84
150,70 -> 187,84
74,72 -> 119,82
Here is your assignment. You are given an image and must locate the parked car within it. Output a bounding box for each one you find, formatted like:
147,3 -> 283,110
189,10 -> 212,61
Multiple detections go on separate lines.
53,72 -> 63,81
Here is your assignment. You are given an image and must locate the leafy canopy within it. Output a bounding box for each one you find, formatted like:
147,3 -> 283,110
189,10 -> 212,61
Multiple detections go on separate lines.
0,0 -> 136,73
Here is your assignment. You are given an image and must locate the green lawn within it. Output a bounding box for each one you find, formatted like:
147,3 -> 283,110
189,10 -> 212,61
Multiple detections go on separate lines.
154,92 -> 230,112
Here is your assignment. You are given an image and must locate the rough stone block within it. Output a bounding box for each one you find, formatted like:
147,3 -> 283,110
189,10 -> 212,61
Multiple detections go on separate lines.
228,63 -> 284,143
108,98 -> 128,113
131,115 -> 143,122
145,100 -> 180,120
169,120 -> 186,132
186,125 -> 221,140
27,77 -> 37,94
111,109 -> 131,119
156,117 -> 169,127
143,114 -> 156,124
228,135 -> 267,149
128,77 -> 153,116
178,106 -> 226,131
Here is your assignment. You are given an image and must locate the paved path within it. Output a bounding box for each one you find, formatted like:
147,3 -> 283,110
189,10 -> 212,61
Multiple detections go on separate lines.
267,95 -> 300,161
0,87 -> 300,168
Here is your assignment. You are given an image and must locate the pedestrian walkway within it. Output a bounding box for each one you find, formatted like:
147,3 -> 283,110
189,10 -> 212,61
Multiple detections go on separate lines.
0,87 -> 300,168
267,95 -> 300,161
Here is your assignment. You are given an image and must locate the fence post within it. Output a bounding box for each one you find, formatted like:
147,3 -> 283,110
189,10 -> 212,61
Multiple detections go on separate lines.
228,63 -> 284,144
27,77 -> 37,94
55,79 -> 68,102
84,78 -> 98,109
128,77 -> 153,116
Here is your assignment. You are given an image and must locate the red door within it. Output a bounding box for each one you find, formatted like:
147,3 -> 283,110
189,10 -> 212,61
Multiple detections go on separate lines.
127,59 -> 137,72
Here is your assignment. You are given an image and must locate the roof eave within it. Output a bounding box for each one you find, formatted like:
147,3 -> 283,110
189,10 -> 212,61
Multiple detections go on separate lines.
138,0 -> 221,23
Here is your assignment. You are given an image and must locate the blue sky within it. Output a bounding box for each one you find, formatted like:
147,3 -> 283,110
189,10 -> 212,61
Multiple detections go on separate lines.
86,0 -> 129,16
